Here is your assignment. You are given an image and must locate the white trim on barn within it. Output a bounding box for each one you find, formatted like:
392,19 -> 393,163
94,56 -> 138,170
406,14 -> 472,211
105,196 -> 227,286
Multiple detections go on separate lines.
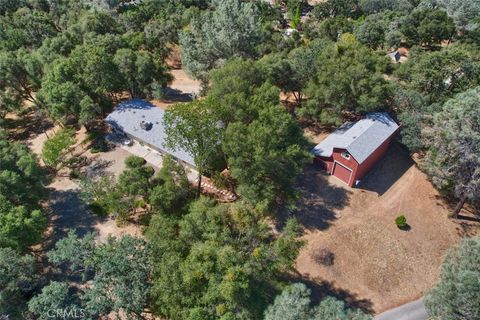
332,160 -> 353,186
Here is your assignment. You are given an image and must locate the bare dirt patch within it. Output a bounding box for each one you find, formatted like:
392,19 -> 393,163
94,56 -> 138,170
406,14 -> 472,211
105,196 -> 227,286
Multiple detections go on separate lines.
293,143 -> 479,314
151,69 -> 201,110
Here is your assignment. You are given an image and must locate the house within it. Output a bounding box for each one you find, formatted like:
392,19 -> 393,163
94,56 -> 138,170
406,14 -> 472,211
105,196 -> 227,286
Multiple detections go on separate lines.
105,99 -> 195,168
311,113 -> 399,187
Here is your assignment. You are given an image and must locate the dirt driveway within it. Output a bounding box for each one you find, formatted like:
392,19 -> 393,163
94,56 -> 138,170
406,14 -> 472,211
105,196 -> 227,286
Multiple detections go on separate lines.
293,143 -> 478,314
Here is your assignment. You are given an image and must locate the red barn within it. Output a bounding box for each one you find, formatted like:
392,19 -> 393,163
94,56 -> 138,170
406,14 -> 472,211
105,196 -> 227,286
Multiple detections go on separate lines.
312,113 -> 399,187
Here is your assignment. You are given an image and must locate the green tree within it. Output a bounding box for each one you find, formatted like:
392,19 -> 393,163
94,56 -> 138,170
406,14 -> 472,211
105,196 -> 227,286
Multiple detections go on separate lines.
393,88 -> 427,153
0,195 -> 47,251
422,87 -> 480,217
0,136 -> 46,251
0,7 -> 57,50
0,50 -> 44,112
359,0 -> 413,14
395,45 -> 480,104
114,48 -> 172,98
400,9 -> 455,46
208,58 -> 278,125
179,0 -> 263,83
163,100 -> 224,197
42,128 -> 76,169
38,57 -> 91,123
0,0 -> 27,15
39,41 -> 125,123
47,232 -> 151,319
354,14 -> 387,49
147,198 -> 303,319
0,136 -> 45,205
0,248 -> 38,318
436,0 -> 480,31
80,175 -> 128,218
117,155 -> 155,218
313,296 -> 372,320
260,41 -> 322,106
304,17 -> 353,41
425,237 -> 480,320
264,283 -> 312,320
28,282 -> 82,320
224,105 -> 310,212
311,0 -> 362,19
265,283 -> 373,320
82,236 -> 151,319
304,34 -> 392,124
149,155 -> 194,215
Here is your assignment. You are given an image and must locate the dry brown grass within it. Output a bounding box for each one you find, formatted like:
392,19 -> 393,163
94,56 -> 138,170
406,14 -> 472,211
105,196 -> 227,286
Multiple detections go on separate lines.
292,142 -> 480,313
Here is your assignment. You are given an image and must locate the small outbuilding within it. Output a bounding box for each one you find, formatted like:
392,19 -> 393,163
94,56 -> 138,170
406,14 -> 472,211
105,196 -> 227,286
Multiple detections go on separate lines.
312,113 -> 399,187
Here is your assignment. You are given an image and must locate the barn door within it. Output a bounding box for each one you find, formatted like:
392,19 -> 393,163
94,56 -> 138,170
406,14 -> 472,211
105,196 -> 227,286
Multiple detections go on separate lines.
333,162 -> 353,185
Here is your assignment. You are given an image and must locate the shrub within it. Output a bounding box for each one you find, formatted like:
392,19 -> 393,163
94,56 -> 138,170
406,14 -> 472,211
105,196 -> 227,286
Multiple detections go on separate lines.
42,128 -> 76,168
90,138 -> 110,153
395,215 -> 407,228
124,155 -> 146,168
89,202 -> 108,216
311,248 -> 335,266
69,169 -> 81,180
65,156 -> 87,168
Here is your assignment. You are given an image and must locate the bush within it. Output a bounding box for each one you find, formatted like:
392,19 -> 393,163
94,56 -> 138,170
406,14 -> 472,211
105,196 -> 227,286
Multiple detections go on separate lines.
69,169 -> 81,180
42,128 -> 76,168
89,202 -> 108,216
125,155 -> 146,168
65,156 -> 87,168
311,248 -> 335,266
90,137 -> 110,153
395,215 -> 407,228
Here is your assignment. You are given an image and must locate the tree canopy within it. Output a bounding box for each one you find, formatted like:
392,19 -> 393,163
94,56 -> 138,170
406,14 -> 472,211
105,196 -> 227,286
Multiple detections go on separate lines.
0,137 -> 47,251
147,198 -> 303,319
179,0 -> 264,83
425,236 -> 480,320
304,34 -> 392,124
422,86 -> 480,216
37,231 -> 151,319
265,283 -> 373,320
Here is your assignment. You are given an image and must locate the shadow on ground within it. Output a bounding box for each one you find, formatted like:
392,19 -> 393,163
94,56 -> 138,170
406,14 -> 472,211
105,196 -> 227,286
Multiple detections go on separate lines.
163,87 -> 195,103
45,187 -> 101,250
7,111 -> 54,141
278,163 -> 351,232
358,143 -> 413,196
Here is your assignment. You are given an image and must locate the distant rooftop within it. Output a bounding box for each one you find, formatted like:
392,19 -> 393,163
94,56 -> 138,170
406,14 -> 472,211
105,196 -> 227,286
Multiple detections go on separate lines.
105,99 -> 195,167
312,113 -> 399,164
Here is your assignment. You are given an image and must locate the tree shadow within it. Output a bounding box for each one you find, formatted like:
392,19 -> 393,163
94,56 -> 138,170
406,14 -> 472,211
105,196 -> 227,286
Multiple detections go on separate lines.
277,163 -> 351,232
6,111 -> 54,141
163,87 -> 195,103
44,188 -> 102,251
357,143 -> 414,196
83,157 -> 114,179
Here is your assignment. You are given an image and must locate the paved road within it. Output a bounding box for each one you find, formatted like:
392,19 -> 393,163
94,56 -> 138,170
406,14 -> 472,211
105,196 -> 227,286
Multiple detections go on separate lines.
375,298 -> 428,320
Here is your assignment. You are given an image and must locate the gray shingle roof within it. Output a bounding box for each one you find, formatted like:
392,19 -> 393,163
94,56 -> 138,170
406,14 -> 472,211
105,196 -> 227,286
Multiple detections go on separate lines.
312,113 -> 399,164
105,99 -> 195,167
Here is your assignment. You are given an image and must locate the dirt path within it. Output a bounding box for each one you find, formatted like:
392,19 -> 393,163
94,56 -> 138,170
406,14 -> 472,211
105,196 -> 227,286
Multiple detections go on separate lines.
293,143 -> 478,314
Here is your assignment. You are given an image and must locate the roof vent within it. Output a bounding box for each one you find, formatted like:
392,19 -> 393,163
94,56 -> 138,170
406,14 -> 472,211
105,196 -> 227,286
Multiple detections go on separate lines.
140,120 -> 153,131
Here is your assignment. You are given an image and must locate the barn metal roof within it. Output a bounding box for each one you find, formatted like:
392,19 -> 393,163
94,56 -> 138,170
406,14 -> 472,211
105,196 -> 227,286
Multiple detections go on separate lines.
311,113 -> 399,164
105,99 -> 195,167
